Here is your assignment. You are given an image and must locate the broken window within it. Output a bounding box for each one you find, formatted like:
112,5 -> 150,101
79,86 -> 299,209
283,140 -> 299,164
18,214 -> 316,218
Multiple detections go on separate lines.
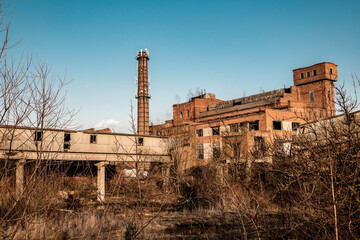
34,131 -> 43,141
196,144 -> 204,159
273,121 -> 282,130
249,121 -> 259,131
230,124 -> 239,132
212,126 -> 220,136
213,143 -> 221,159
313,70 -> 317,76
138,137 -> 144,146
64,133 -> 71,150
307,71 -> 310,77
64,143 -> 70,150
90,135 -> 97,143
292,122 -> 300,131
196,129 -> 203,137
309,90 -> 314,102
301,73 -> 304,79
330,68 -> 333,74
254,136 -> 265,152
64,133 -> 71,142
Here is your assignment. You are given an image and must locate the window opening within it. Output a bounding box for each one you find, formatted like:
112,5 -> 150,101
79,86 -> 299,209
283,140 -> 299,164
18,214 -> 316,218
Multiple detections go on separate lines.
180,112 -> 183,118
64,133 -> 71,150
309,90 -> 314,102
301,73 -> 304,79
254,136 -> 265,152
196,144 -> 204,159
328,89 -> 331,101
187,110 -> 189,117
249,121 -> 259,131
64,133 -> 71,142
273,121 -> 282,130
330,68 -> 333,74
212,126 -> 220,135
307,71 -> 310,77
230,124 -> 239,132
313,70 -> 317,76
90,135 -> 97,143
34,131 -> 43,141
292,122 -> 300,131
213,143 -> 221,159
196,129 -> 203,137
156,130 -> 161,136
138,137 -> 144,146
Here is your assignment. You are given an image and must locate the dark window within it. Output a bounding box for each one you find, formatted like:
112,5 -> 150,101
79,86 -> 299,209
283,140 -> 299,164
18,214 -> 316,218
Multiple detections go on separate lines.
156,130 -> 161,136
254,136 -> 265,152
249,121 -> 259,131
138,137 -> 144,146
212,126 -> 220,135
180,112 -> 183,118
309,90 -> 314,102
149,131 -> 152,135
64,143 -> 70,150
292,122 -> 300,131
313,70 -> 317,76
301,73 -> 304,79
196,129 -> 203,137
64,133 -> 71,142
90,135 -> 97,143
328,89 -> 331,101
196,144 -> 204,159
34,131 -> 43,141
307,71 -> 310,77
330,68 -> 333,74
187,110 -> 189,117
273,121 -> 282,130
230,124 -> 239,132
213,143 -> 221,159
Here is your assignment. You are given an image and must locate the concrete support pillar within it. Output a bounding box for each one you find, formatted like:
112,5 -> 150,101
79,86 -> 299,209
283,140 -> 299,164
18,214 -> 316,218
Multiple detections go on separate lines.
163,163 -> 171,190
95,162 -> 108,202
16,158 -> 26,198
245,159 -> 252,185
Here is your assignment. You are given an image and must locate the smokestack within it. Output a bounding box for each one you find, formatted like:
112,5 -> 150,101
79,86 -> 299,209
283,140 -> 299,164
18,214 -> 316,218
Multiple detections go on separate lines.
136,49 -> 150,135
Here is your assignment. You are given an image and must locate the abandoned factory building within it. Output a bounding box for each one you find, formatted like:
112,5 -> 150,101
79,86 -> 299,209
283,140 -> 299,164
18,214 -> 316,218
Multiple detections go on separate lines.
150,62 -> 338,170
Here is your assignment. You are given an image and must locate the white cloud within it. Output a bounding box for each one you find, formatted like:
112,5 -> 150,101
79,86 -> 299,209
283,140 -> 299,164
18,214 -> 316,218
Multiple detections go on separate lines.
94,119 -> 122,131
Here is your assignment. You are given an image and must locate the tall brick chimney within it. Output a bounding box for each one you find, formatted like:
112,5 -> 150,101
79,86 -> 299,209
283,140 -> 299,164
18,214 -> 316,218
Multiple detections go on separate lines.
136,49 -> 150,135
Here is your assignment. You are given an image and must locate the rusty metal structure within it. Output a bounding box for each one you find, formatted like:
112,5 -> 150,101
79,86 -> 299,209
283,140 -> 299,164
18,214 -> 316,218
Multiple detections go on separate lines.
136,49 -> 150,135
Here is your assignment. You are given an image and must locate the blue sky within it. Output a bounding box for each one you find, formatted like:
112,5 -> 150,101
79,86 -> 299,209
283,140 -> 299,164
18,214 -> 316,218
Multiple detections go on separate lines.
8,0 -> 360,132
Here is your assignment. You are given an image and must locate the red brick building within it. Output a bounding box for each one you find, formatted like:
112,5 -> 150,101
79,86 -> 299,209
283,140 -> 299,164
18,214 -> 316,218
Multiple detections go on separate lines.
150,62 -> 338,170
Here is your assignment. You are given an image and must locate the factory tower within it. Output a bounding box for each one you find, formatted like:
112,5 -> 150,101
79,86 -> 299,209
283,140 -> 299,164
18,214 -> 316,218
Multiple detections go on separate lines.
136,49 -> 150,135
